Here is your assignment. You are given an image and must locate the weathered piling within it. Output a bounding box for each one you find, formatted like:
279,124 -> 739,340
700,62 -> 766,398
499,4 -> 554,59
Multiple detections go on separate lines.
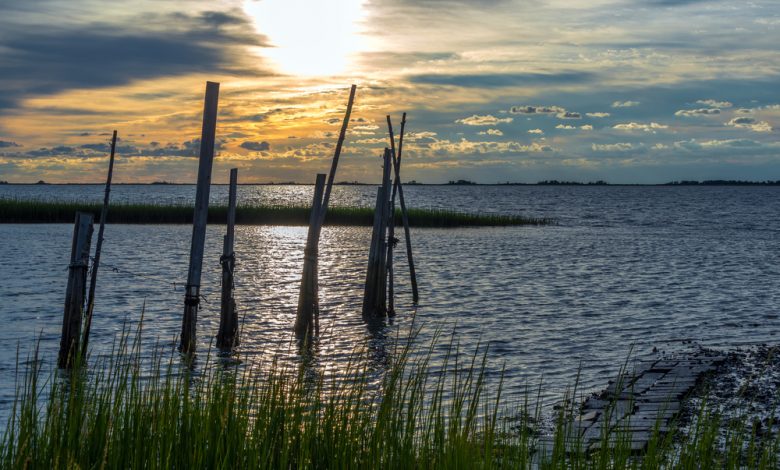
59,212 -> 94,368
362,149 -> 393,317
180,81 -> 220,354
217,168 -> 238,349
81,130 -> 117,358
295,173 -> 326,338
389,113 -> 419,304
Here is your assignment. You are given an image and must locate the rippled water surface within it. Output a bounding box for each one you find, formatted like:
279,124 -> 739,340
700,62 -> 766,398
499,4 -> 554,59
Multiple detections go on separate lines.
1,185 -> 779,424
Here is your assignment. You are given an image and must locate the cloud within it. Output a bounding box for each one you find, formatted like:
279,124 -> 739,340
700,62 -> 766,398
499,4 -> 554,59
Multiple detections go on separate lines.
405,131 -> 438,142
408,71 -> 593,88
509,105 -> 565,114
727,117 -> 773,132
477,129 -> 504,136
592,142 -> 635,152
611,101 -> 640,108
0,140 -> 21,148
557,111 -> 581,119
424,138 -> 552,154
0,10 -> 268,109
675,108 -> 721,116
586,112 -> 610,118
613,122 -> 669,132
527,129 -> 544,134
455,114 -> 513,126
673,138 -> 777,151
555,124 -> 576,130
580,125 -> 593,131
695,99 -> 732,108
240,141 -> 271,151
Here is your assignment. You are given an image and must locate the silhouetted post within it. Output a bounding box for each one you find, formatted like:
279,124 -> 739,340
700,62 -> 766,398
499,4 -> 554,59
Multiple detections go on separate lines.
362,149 -> 392,316
181,81 -> 220,354
317,84 -> 357,229
217,168 -> 238,349
376,149 -> 392,312
363,183 -> 385,316
389,113 -> 419,303
81,130 -> 117,358
59,212 -> 94,368
295,173 -> 326,338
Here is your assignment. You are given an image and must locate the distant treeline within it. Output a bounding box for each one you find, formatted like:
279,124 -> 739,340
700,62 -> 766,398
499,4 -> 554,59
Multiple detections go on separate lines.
664,180 -> 780,186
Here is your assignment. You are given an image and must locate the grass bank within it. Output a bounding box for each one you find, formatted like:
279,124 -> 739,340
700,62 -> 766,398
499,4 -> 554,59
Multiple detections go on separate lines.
2,325 -> 778,469
0,199 -> 553,227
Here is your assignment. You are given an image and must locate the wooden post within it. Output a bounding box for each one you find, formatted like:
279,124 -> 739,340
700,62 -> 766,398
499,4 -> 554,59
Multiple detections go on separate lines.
217,168 -> 238,349
180,81 -> 220,354
81,130 -> 117,358
376,148 -> 392,313
362,184 -> 385,316
362,149 -> 392,317
295,173 -> 326,338
59,212 -> 94,368
317,84 -> 357,229
388,113 -> 419,304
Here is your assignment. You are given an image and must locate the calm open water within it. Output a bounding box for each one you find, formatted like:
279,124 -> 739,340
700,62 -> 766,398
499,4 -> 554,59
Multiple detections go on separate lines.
1,184 -> 779,423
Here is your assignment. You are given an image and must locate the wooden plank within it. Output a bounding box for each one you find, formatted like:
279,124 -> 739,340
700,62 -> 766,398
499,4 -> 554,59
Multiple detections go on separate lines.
217,168 -> 239,349
362,185 -> 386,316
180,81 -> 220,354
82,130 -> 117,358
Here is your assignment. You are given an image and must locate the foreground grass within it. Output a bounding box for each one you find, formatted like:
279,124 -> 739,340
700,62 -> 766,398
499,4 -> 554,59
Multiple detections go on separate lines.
0,199 -> 553,227
2,325 -> 778,469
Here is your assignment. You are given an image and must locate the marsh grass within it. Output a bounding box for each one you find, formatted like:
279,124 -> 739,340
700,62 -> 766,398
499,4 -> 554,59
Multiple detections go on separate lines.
2,321 -> 778,469
0,199 -> 553,227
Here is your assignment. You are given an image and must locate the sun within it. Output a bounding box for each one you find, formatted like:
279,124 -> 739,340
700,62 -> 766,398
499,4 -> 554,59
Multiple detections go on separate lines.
243,0 -> 367,77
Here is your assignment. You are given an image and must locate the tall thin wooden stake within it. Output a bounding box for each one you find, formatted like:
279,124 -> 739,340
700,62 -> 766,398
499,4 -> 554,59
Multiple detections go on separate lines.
59,212 -> 94,368
180,81 -> 220,354
387,113 -> 419,304
376,149 -> 392,312
81,130 -> 117,358
317,84 -> 357,229
217,168 -> 239,349
295,173 -> 326,338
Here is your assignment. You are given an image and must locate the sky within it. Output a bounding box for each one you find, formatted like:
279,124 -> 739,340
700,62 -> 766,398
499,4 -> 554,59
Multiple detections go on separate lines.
0,0 -> 779,184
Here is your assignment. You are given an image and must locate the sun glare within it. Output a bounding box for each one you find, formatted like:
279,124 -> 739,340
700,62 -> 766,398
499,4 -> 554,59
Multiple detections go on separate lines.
244,0 -> 367,77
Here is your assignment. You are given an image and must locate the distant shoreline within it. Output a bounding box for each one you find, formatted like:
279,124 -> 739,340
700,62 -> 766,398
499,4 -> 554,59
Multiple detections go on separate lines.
2,180 -> 780,186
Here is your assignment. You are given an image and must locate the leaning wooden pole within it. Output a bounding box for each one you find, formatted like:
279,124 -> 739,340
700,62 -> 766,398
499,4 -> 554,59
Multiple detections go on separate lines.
317,84 -> 357,230
81,130 -> 117,358
180,81 -> 220,354
295,173 -> 326,338
217,168 -> 239,349
391,113 -> 419,303
59,212 -> 94,368
384,123 -> 398,314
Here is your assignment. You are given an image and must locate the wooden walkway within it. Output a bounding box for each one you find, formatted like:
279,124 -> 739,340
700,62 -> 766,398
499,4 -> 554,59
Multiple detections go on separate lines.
538,351 -> 726,455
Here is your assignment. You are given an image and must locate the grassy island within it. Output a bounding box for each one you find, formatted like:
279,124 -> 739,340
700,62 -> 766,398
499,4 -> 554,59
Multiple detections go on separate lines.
0,199 -> 554,227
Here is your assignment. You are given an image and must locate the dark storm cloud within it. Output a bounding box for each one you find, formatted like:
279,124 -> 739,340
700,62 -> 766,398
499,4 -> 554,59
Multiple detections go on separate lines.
0,140 -> 20,148
240,141 -> 271,151
408,71 -> 594,88
0,10 -> 268,110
